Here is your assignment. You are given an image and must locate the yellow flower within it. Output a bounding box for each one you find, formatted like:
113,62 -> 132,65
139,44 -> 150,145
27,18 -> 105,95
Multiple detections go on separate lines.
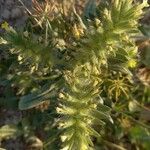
1,22 -> 10,31
72,24 -> 84,39
127,59 -> 137,68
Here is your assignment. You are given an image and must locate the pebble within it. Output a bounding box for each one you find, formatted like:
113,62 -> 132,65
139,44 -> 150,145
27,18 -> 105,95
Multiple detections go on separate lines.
11,7 -> 22,19
6,0 -> 15,9
2,9 -> 10,20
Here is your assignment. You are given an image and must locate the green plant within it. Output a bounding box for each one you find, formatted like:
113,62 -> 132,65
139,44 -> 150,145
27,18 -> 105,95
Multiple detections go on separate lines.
0,0 -> 149,149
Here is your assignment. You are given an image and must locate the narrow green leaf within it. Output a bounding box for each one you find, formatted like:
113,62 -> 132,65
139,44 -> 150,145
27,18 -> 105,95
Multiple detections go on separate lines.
19,84 -> 56,110
83,0 -> 97,19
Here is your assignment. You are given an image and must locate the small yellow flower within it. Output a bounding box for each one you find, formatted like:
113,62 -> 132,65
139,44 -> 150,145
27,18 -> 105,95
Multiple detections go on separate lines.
1,22 -> 10,31
72,24 -> 84,39
127,59 -> 137,68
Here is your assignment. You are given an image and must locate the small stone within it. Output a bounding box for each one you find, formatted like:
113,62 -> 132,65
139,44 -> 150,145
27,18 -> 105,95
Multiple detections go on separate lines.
11,7 -> 22,19
0,0 -> 4,4
2,9 -> 10,19
6,0 -> 14,7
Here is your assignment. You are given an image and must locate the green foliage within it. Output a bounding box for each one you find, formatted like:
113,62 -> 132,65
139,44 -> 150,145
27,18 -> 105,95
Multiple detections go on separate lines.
129,125 -> 150,149
57,64 -> 112,150
0,0 -> 150,150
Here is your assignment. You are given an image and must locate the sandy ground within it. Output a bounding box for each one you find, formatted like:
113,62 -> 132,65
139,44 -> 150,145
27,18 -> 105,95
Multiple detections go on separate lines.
0,1 -> 32,149
0,0 -> 32,27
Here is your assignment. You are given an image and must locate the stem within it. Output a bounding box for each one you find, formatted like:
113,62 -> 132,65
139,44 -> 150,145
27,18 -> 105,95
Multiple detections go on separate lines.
17,0 -> 41,27
45,21 -> 48,46
122,112 -> 150,130
103,139 -> 127,150
33,74 -> 61,81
